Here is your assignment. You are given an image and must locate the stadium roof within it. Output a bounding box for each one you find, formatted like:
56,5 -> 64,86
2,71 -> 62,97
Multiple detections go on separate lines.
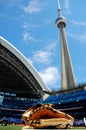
0,36 -> 50,99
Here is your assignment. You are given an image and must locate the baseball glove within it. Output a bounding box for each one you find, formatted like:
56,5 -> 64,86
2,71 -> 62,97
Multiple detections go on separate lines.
22,104 -> 74,129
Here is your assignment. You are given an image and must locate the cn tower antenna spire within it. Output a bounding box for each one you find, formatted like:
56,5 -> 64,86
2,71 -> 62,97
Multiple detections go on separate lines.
58,0 -> 61,9
58,0 -> 62,16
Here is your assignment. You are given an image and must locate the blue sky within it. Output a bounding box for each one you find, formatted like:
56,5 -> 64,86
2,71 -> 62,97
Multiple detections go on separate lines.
0,0 -> 86,91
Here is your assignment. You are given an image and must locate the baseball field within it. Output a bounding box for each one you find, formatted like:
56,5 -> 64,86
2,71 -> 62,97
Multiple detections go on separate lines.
0,124 -> 86,130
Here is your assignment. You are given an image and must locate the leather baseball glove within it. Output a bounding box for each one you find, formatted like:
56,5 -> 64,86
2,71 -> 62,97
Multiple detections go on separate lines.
22,104 -> 74,129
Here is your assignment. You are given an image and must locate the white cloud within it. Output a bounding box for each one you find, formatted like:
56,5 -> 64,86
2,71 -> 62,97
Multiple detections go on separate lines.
71,20 -> 86,26
28,41 -> 57,65
22,21 -> 38,30
23,0 -> 42,14
45,41 -> 57,52
64,0 -> 69,10
43,18 -> 52,24
64,0 -> 71,15
28,41 -> 57,64
68,32 -> 86,43
29,50 -> 53,64
23,32 -> 37,43
39,67 -> 60,86
22,22 -> 28,29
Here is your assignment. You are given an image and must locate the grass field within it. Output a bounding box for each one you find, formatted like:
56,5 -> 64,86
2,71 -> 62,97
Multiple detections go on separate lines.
0,125 -> 86,130
0,124 -> 23,130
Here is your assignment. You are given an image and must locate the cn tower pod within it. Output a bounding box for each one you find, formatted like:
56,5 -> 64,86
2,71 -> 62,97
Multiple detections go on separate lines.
55,16 -> 67,28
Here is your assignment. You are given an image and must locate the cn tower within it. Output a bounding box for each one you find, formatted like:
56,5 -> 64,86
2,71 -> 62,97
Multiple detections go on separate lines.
55,0 -> 76,90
